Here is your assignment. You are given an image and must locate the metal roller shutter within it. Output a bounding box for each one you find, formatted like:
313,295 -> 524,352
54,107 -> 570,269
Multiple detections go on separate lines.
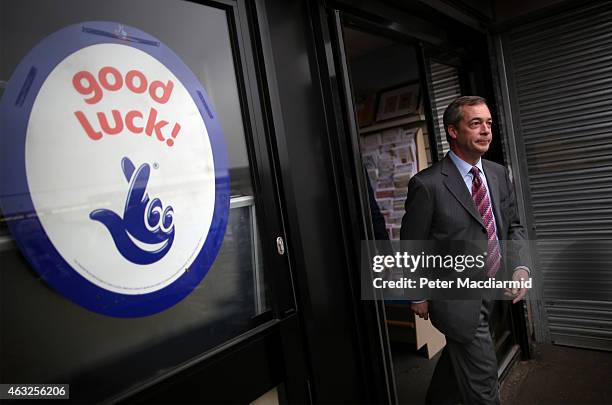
503,2 -> 612,351
427,61 -> 462,160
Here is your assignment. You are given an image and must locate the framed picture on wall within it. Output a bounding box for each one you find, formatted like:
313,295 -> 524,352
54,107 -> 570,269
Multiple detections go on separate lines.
375,82 -> 420,122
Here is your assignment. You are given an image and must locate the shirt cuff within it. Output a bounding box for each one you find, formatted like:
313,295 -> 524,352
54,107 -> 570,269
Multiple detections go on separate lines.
513,266 -> 531,275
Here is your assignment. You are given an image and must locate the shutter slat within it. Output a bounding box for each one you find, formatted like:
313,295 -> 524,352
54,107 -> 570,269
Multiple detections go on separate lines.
427,61 -> 461,160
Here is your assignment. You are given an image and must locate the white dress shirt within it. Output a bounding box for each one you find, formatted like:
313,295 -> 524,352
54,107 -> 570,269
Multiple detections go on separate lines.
448,150 -> 499,240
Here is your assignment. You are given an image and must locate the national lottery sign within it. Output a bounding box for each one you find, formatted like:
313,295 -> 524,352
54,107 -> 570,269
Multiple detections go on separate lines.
0,22 -> 230,317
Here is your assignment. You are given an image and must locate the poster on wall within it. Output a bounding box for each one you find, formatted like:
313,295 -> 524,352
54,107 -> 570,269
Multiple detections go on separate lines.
0,22 -> 230,317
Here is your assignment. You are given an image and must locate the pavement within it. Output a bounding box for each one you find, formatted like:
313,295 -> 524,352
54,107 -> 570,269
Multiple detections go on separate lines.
500,344 -> 612,405
393,342 -> 611,404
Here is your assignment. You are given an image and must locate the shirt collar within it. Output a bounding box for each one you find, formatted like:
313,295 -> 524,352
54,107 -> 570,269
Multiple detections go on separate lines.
448,150 -> 483,178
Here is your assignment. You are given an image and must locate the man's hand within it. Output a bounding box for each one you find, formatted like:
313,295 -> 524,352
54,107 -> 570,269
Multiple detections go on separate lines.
411,301 -> 429,320
507,268 -> 530,304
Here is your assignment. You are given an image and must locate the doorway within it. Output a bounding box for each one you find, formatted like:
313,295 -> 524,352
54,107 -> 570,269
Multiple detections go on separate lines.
336,14 -> 524,403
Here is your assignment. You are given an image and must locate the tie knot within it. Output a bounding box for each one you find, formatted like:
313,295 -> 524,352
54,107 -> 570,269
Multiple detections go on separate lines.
470,166 -> 480,177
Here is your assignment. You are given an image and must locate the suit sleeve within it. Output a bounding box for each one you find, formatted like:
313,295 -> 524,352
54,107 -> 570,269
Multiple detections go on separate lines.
400,176 -> 433,303
502,168 -> 532,273
400,176 -> 433,241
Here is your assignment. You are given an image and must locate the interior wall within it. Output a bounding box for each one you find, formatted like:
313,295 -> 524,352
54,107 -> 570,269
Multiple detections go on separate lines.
348,44 -> 420,98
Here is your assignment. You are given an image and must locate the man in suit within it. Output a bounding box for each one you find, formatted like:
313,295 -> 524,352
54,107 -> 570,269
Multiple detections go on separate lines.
400,96 -> 530,404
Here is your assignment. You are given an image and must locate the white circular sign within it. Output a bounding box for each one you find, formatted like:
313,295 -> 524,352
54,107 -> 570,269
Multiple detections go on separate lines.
1,22 -> 230,317
25,43 -> 216,294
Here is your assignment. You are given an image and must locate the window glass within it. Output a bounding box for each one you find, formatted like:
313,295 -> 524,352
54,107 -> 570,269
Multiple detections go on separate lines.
0,0 -> 271,400
343,27 -> 432,240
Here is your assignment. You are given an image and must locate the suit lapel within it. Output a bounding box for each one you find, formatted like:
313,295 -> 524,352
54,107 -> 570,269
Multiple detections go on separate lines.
441,156 -> 484,228
482,160 -> 504,237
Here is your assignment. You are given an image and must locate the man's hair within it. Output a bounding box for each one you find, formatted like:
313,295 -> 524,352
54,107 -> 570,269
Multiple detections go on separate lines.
443,96 -> 488,142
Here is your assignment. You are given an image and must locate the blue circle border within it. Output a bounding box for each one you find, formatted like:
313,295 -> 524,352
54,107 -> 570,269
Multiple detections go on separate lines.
0,21 -> 230,317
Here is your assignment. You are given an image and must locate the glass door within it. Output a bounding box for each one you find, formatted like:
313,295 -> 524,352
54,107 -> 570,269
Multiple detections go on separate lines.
327,11 -> 441,404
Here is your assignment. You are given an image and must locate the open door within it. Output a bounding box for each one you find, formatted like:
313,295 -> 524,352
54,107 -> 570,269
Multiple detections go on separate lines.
321,7 -> 449,403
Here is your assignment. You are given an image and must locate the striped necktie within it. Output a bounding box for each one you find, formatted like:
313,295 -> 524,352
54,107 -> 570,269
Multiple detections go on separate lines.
470,166 -> 501,277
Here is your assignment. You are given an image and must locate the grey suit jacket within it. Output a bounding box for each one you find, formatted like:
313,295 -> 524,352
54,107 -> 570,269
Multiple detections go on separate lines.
400,155 -> 529,343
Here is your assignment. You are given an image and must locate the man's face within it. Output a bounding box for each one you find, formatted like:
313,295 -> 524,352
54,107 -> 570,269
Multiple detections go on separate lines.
448,103 -> 492,162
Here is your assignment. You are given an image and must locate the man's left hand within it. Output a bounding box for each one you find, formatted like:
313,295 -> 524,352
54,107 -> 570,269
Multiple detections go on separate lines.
507,269 -> 530,304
